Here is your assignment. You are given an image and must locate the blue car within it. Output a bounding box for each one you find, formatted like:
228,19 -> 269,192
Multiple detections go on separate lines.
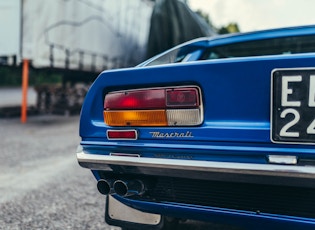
77,25 -> 315,230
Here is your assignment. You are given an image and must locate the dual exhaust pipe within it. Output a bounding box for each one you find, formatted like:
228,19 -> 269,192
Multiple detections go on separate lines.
97,179 -> 145,197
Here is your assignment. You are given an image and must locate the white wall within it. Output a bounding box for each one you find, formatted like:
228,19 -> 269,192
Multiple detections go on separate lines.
0,0 -> 21,60
22,0 -> 154,71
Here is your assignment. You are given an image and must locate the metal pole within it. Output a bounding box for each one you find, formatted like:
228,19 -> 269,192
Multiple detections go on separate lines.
21,59 -> 29,123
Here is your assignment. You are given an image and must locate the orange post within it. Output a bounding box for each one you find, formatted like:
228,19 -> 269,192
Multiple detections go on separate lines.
21,59 -> 29,123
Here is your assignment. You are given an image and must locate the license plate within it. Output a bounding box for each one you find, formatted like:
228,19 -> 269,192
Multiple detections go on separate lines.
271,68 -> 315,144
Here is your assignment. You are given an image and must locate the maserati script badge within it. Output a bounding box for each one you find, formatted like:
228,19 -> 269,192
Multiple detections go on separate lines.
150,131 -> 194,138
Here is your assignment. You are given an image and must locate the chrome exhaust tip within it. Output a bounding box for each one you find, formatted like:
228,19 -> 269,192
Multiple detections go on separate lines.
97,179 -> 115,195
113,180 -> 145,197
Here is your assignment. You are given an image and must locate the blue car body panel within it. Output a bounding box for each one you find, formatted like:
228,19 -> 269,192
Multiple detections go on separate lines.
78,25 -> 315,229
80,54 -> 315,157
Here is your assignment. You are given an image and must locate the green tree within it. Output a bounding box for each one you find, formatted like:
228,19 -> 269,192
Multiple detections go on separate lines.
193,8 -> 240,35
195,9 -> 213,28
218,23 -> 240,34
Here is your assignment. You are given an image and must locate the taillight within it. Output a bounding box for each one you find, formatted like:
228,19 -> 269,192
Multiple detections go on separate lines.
166,88 -> 199,107
104,86 -> 202,126
104,89 -> 165,109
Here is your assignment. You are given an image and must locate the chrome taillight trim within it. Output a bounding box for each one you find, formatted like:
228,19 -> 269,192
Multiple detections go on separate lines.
104,85 -> 204,126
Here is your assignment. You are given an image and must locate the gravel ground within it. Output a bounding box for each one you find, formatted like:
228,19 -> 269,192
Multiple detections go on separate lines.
0,115 -> 119,230
0,115 -> 241,230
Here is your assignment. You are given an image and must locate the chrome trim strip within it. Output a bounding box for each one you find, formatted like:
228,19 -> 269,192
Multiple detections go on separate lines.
77,151 -> 315,187
110,153 -> 140,157
268,155 -> 298,165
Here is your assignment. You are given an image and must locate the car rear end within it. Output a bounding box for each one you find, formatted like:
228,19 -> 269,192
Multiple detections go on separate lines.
77,52 -> 315,229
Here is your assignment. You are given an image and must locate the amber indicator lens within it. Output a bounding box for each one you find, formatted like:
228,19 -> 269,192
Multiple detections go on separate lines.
104,110 -> 168,126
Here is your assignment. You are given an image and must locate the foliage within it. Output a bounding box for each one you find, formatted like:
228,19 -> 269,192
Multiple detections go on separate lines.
217,23 -> 240,34
0,66 -> 22,86
194,9 -> 240,34
195,9 -> 214,28
0,66 -> 62,87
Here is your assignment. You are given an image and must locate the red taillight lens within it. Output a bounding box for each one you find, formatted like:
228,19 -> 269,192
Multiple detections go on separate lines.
166,88 -> 199,107
104,86 -> 202,126
104,89 -> 165,110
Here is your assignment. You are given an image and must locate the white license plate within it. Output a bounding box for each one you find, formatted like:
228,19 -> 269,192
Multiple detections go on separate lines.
271,68 -> 315,144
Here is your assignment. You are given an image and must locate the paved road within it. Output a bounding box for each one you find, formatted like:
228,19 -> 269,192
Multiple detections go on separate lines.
0,115 -> 241,230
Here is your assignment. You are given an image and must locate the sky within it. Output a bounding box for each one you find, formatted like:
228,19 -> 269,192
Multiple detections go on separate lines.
188,0 -> 315,32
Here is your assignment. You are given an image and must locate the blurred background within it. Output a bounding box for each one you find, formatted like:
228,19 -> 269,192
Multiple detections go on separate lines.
0,0 -> 315,229
1,0 -> 216,118
1,0 -> 315,118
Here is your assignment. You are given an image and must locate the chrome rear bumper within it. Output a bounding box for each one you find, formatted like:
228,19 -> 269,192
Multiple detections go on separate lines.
77,150 -> 315,188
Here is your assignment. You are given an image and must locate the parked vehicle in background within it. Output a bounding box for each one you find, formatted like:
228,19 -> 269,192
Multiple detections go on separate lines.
0,0 -> 212,115
77,25 -> 315,229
